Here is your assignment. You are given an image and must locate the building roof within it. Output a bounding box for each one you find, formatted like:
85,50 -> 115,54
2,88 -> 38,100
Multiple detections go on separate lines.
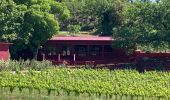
50,36 -> 114,41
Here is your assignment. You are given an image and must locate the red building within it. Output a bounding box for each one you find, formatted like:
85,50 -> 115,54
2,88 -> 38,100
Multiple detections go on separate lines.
39,36 -> 128,65
0,42 -> 12,61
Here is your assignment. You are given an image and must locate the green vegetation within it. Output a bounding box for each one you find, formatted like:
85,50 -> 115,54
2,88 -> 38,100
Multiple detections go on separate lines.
1,0 -> 170,99
0,0 -> 70,59
0,60 -> 54,71
67,24 -> 81,35
0,88 -> 110,100
1,0 -> 170,58
61,0 -> 126,33
0,65 -> 170,99
59,0 -> 170,53
112,0 -> 170,52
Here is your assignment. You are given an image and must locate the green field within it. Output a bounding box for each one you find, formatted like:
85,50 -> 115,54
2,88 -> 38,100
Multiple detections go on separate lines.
0,68 -> 170,100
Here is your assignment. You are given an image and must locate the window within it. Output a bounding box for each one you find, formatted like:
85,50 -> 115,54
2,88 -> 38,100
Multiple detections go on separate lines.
46,46 -> 57,55
104,45 -> 112,52
62,46 -> 70,56
75,45 -> 87,57
89,45 -> 102,56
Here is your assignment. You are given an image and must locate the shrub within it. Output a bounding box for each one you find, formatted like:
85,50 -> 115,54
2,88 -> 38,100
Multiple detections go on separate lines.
67,24 -> 81,35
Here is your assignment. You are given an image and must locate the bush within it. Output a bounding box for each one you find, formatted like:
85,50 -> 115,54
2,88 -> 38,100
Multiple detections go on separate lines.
30,60 -> 53,70
67,24 -> 81,35
0,59 -> 54,71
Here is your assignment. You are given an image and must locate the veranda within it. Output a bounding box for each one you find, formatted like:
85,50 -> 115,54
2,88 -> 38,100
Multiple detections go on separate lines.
38,36 -> 128,65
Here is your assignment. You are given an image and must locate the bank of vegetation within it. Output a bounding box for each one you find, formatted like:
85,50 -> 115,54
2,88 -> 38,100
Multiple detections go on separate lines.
0,0 -> 170,59
0,65 -> 170,99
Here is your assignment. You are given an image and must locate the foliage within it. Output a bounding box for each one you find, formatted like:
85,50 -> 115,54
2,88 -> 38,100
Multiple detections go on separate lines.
0,68 -> 170,99
0,0 -> 70,59
60,0 -> 122,31
99,1 -> 126,36
1,0 -> 170,58
67,24 -> 81,35
112,1 -> 170,52
0,0 -> 24,42
0,60 -> 54,71
58,0 -> 169,52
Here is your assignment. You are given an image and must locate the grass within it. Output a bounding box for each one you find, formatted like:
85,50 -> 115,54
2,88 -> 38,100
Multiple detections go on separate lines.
0,87 -> 116,100
0,87 -> 161,100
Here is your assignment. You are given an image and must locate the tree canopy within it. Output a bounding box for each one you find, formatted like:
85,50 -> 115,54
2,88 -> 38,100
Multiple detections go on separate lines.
60,0 -> 170,52
59,0 -> 169,52
59,0 -> 126,32
112,0 -> 170,52
0,0 -> 70,59
1,0 -> 170,59
0,0 -> 23,42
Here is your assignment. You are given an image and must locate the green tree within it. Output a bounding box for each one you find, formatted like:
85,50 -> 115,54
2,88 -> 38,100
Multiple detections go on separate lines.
0,0 -> 70,59
112,1 -> 170,52
61,0 -> 123,31
0,0 -> 25,42
99,1 -> 127,36
67,24 -> 81,35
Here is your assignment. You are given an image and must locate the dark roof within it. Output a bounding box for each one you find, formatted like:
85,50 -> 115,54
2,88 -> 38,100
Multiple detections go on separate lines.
50,36 -> 114,41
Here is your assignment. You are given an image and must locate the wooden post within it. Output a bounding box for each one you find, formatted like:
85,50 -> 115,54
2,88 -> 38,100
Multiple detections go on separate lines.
58,53 -> 61,63
74,53 -> 76,65
42,53 -> 45,61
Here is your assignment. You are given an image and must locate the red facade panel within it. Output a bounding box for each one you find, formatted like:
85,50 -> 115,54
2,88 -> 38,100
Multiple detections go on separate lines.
0,43 -> 12,61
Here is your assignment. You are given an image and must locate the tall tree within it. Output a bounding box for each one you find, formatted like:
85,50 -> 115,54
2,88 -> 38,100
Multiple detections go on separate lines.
60,0 -> 123,31
0,0 -> 70,59
99,1 -> 127,36
112,1 -> 170,52
0,0 -> 24,42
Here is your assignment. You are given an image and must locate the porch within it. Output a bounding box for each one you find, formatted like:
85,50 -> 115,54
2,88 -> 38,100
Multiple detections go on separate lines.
38,36 -> 128,65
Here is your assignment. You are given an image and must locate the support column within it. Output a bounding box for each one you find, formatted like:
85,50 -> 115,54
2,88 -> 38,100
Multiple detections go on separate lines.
73,53 -> 76,65
42,53 -> 45,61
57,45 -> 62,64
58,53 -> 61,63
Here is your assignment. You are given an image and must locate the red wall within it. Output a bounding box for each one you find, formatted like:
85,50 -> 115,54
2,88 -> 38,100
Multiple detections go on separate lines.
0,43 -> 11,61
